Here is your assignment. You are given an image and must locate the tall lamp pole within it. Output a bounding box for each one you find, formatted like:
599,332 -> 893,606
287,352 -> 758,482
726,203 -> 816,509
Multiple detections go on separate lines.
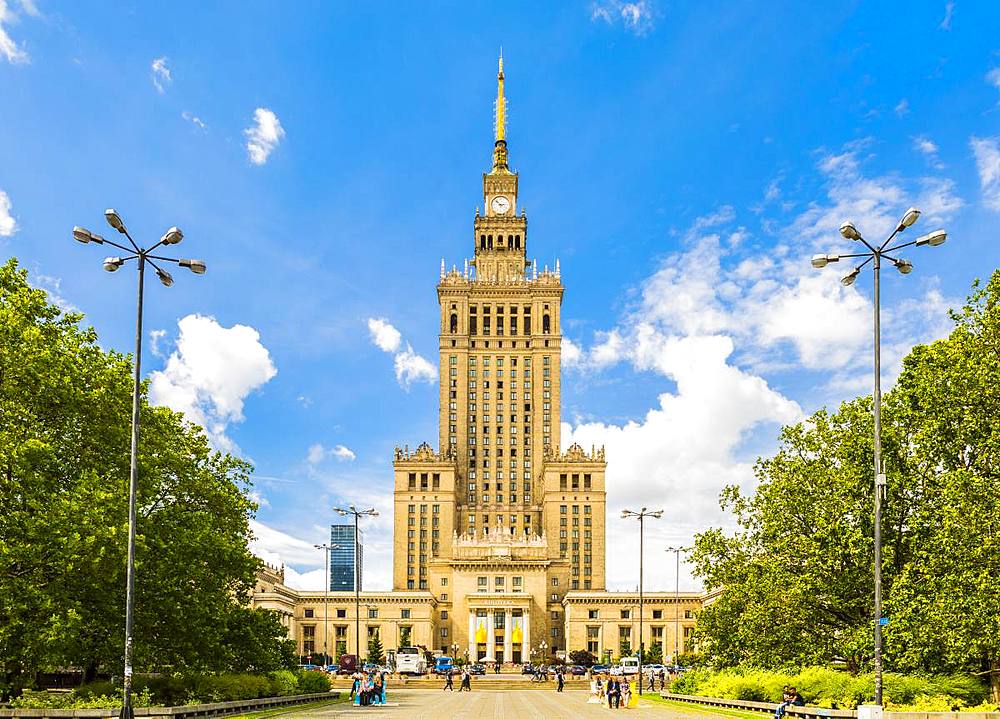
314,543 -> 340,668
622,507 -> 662,695
73,211 -> 206,719
333,504 -> 378,664
812,208 -> 947,707
665,547 -> 689,667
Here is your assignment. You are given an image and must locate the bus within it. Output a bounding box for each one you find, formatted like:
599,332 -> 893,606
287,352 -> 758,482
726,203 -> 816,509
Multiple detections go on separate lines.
395,646 -> 426,676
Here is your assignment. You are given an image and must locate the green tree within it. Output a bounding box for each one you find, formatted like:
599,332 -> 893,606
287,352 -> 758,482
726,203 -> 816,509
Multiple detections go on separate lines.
367,634 -> 384,666
0,259 -> 291,698
689,272 -> 1000,700
646,641 -> 663,665
569,649 -> 596,666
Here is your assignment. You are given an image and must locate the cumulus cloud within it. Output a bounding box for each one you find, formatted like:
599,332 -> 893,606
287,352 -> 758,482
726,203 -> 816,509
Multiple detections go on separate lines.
971,136 -> 1000,210
367,317 -> 402,353
893,99 -> 909,117
244,108 -> 284,165
986,68 -> 1000,94
0,188 -> 16,236
150,56 -> 171,94
0,0 -> 36,64
591,0 -> 655,35
561,337 -> 583,366
913,135 -> 944,169
148,314 -> 277,452
367,317 -> 436,390
307,443 -> 356,465
939,1 -> 954,30
149,328 -> 167,357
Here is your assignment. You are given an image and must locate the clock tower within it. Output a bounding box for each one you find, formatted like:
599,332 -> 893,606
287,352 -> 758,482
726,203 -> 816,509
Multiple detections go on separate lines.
474,52 -> 528,284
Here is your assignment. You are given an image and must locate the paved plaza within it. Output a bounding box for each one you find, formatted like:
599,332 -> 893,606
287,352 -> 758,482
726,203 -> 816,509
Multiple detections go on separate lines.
291,690 -> 720,718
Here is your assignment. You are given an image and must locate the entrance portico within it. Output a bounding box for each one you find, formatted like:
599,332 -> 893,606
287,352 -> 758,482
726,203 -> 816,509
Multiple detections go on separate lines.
467,596 -> 531,664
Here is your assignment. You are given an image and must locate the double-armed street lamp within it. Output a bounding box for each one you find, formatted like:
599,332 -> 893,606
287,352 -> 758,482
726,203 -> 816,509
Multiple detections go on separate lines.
332,504 -> 378,663
665,546 -> 690,668
314,543 -> 341,668
811,208 -> 947,707
622,507 -> 663,695
73,210 -> 206,719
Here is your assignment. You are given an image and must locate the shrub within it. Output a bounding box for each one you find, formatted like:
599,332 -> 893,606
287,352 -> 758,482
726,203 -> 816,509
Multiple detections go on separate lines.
296,670 -> 332,694
268,670 -> 299,697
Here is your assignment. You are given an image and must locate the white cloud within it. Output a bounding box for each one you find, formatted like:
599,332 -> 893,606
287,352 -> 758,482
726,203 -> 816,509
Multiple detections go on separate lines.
181,111 -> 207,130
893,99 -> 909,117
971,136 -> 1000,210
367,317 -> 436,390
244,107 -> 285,165
913,135 -> 938,156
394,345 -> 436,389
150,56 -> 171,94
939,1 -> 954,30
0,188 -> 16,236
31,272 -> 78,313
149,328 -> 167,357
561,337 -> 582,366
590,0 -> 655,35
0,0 -> 33,64
986,67 -> 1000,93
307,443 -> 356,465
148,314 -> 277,452
367,317 -> 402,353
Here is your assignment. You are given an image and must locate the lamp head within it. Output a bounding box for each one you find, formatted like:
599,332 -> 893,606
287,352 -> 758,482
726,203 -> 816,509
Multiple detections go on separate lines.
839,221 -> 861,241
103,257 -> 124,272
179,259 -> 207,274
104,209 -> 127,234
811,254 -> 828,269
895,259 -> 913,275
915,229 -> 947,247
841,267 -> 860,287
898,207 -> 920,230
156,269 -> 174,287
74,226 -> 93,244
161,226 -> 183,245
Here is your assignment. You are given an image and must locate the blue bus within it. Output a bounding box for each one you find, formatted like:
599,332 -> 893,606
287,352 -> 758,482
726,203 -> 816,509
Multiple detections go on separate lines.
434,655 -> 455,675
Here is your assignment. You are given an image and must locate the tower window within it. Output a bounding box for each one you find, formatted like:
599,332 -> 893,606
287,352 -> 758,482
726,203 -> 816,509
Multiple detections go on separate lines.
480,234 -> 486,250
543,314 -> 550,334
515,235 -> 521,249
450,313 -> 458,333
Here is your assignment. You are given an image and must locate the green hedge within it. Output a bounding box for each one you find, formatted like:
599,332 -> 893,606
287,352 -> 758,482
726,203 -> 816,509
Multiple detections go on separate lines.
670,667 -> 996,711
12,671 -> 331,708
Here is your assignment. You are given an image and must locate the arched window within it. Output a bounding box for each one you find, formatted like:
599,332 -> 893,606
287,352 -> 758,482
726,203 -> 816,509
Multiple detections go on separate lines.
488,236 -> 493,249
450,314 -> 458,333
480,235 -> 486,250
508,235 -> 514,249
515,235 -> 521,249
543,314 -> 550,334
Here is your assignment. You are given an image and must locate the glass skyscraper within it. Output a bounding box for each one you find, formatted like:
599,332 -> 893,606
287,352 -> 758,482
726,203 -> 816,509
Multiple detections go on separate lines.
329,524 -> 361,591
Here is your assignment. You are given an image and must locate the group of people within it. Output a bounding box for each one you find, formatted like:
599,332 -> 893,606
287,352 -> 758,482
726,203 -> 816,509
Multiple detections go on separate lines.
588,675 -> 634,709
348,670 -> 387,707
774,686 -> 805,718
442,668 -> 473,691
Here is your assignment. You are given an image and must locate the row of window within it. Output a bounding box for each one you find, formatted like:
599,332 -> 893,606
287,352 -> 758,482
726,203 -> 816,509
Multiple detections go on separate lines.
478,234 -> 522,250
586,609 -> 695,620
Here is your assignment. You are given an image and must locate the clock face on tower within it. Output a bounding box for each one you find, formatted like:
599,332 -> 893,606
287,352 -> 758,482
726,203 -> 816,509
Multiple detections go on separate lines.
490,195 -> 511,215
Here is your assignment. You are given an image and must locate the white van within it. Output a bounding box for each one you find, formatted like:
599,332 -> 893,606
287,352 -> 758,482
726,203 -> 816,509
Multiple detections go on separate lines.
619,657 -> 640,676
395,646 -> 426,675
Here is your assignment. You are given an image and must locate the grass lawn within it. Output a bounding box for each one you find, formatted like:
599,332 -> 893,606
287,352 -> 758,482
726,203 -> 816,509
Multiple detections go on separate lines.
231,695 -> 349,719
638,693 -> 770,719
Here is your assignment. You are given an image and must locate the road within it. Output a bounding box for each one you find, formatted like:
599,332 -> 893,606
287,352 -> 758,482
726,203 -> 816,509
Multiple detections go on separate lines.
288,690 -> 724,718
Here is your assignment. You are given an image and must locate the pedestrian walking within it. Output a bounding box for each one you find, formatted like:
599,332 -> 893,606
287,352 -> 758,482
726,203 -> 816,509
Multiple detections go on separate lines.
460,668 -> 471,691
444,669 -> 454,691
608,677 -> 620,709
556,670 -> 564,692
621,678 -> 632,708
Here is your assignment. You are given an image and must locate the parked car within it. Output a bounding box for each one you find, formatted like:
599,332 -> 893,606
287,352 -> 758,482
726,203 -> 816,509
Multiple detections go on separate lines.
468,663 -> 486,675
644,663 -> 666,675
521,663 -> 536,675
592,663 -> 611,673
569,665 -> 587,675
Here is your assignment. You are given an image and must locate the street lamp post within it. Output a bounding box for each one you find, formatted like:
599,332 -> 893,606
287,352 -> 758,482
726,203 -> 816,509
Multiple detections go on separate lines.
665,547 -> 689,667
622,507 -> 662,695
314,543 -> 340,668
812,208 -> 947,707
73,211 -> 205,719
332,504 -> 378,665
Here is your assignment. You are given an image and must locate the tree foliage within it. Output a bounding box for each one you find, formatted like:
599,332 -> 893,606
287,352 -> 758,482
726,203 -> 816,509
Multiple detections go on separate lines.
0,259 -> 293,698
690,272 -> 1000,700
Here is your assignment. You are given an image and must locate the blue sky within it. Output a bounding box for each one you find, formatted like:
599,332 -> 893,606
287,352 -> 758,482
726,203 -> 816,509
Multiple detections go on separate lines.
2,1 -> 999,592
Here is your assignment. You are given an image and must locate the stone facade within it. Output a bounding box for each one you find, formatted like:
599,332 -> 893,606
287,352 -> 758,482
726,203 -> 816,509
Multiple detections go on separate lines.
251,55 -> 711,665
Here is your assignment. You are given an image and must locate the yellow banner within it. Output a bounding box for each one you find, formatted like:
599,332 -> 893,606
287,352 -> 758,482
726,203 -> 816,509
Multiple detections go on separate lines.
475,619 -> 487,644
511,616 -> 523,644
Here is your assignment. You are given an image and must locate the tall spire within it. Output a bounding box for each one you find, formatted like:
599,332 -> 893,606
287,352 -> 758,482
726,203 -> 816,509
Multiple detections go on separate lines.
495,49 -> 506,142
491,49 -> 510,173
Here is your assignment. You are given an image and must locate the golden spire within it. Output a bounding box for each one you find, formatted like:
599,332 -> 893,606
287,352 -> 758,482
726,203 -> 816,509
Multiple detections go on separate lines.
495,49 -> 506,142
491,49 -> 510,173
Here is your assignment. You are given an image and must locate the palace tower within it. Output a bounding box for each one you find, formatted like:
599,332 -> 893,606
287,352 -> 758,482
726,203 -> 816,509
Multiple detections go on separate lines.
390,54 -> 608,660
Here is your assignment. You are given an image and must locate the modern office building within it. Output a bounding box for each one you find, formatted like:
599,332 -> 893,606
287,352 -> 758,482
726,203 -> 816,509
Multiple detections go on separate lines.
329,524 -> 362,592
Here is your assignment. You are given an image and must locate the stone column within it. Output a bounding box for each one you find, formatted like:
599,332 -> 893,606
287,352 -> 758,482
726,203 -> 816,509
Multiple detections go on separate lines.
504,611 -> 513,663
486,609 -> 496,661
468,613 -> 476,660
523,611 -> 530,660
